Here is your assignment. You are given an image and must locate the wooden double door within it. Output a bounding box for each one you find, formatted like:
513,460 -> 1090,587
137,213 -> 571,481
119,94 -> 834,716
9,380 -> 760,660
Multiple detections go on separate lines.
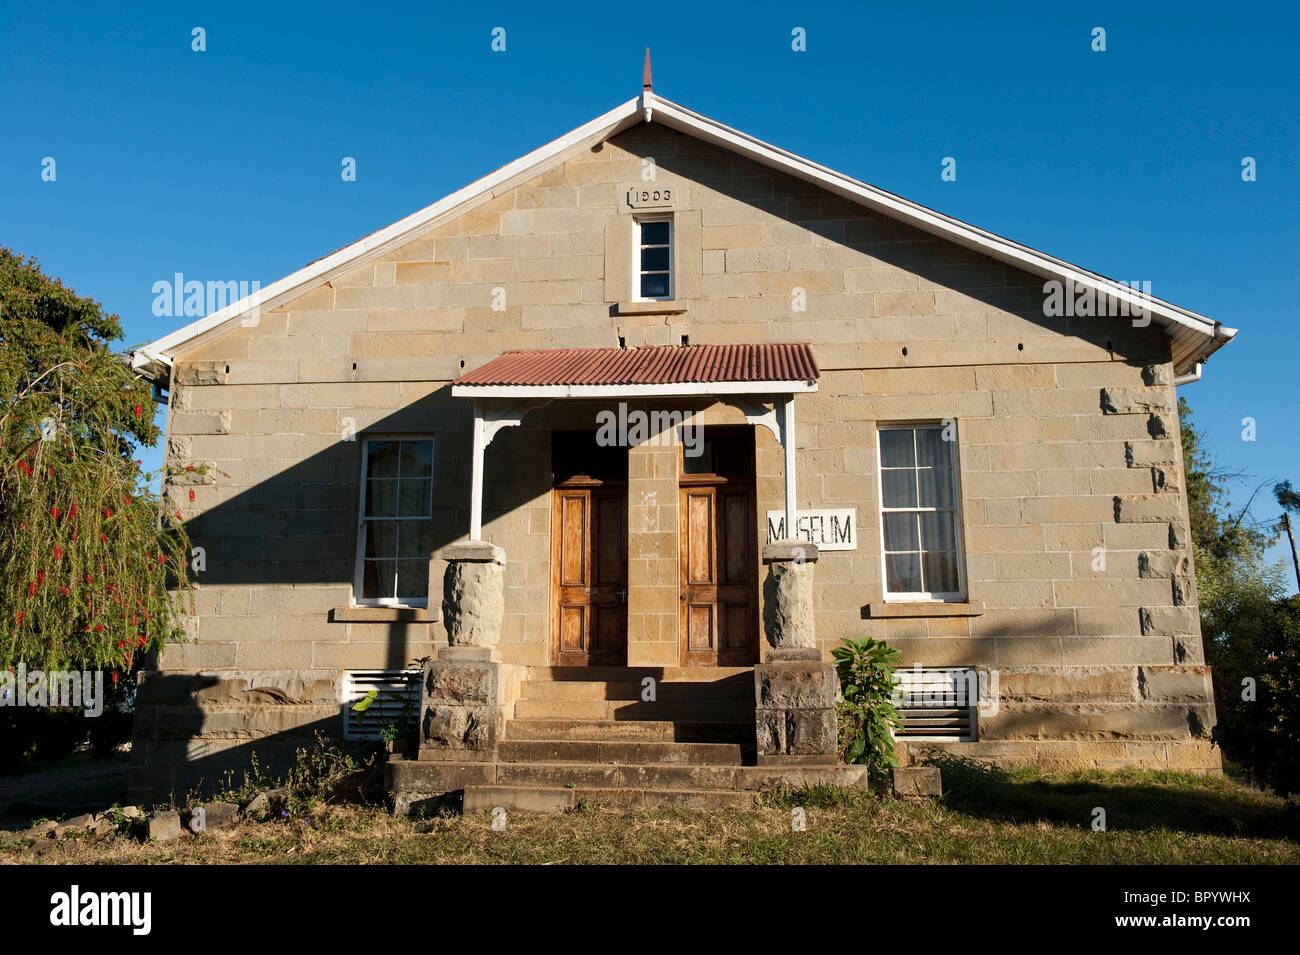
548,428 -> 758,668
679,481 -> 758,666
678,428 -> 759,667
551,481 -> 628,667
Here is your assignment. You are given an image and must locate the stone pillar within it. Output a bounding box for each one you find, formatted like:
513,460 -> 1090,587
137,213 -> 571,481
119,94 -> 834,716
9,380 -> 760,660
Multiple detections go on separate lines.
440,541 -> 505,648
419,542 -> 510,761
755,541 -> 837,764
762,541 -> 817,650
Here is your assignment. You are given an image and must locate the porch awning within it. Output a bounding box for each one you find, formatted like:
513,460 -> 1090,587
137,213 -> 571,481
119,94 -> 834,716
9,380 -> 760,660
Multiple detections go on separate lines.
451,343 -> 819,397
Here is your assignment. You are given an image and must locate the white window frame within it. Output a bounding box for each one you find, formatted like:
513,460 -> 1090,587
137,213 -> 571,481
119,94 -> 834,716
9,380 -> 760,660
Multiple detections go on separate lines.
633,214 -> 674,301
876,421 -> 968,602
353,434 -> 435,608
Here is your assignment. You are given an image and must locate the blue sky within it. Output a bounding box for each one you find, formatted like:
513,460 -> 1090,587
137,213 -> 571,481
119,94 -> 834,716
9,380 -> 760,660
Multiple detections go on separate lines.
3,1 -> 1297,586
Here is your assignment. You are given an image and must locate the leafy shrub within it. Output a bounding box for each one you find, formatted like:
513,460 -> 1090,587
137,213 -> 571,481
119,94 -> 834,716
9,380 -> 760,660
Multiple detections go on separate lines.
832,637 -> 903,782
1211,594 -> 1300,797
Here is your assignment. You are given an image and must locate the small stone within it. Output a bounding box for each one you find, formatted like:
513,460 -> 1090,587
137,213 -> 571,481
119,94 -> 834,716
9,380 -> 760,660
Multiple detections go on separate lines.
892,766 -> 943,798
65,813 -> 95,830
242,790 -> 286,818
193,802 -> 240,831
146,810 -> 185,842
119,805 -> 145,821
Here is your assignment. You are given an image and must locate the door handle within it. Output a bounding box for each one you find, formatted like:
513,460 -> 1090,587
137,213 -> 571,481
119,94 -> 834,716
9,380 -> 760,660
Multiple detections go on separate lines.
679,593 -> 687,602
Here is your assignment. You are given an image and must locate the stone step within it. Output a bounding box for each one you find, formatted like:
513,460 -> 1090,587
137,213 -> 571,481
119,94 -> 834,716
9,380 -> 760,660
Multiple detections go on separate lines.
461,785 -> 759,814
575,788 -> 759,810
518,679 -> 752,702
505,718 -> 754,743
526,666 -> 753,683
389,758 -> 871,800
513,698 -> 754,722
463,786 -> 575,814
496,739 -> 749,766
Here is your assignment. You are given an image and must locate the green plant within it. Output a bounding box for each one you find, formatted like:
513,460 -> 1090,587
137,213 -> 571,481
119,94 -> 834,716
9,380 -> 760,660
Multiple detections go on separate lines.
832,637 -> 903,782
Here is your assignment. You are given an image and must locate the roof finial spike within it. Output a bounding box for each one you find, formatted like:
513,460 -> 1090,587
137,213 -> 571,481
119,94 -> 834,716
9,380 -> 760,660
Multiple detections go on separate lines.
642,48 -> 652,92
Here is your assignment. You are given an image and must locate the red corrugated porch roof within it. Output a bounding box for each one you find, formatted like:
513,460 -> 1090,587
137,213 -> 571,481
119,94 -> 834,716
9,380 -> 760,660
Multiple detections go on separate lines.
453,343 -> 819,387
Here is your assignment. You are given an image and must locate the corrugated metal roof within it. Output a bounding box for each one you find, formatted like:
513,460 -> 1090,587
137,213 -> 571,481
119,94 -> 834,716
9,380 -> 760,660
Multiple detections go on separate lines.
453,343 -> 819,387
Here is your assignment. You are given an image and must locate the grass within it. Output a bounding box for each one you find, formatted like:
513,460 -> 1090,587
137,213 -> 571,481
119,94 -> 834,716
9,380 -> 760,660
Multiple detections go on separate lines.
2,751 -> 1297,865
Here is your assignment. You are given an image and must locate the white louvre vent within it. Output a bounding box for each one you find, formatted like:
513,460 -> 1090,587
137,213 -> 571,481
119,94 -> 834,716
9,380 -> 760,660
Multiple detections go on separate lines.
342,669 -> 421,741
893,666 -> 979,741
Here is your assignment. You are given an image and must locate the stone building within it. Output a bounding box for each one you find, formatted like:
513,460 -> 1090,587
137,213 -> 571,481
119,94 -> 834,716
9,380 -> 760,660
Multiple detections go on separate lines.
126,83 -> 1235,808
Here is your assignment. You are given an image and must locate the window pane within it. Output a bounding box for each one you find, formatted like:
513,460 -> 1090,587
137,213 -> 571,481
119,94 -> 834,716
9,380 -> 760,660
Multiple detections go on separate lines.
879,429 -> 915,468
397,521 -> 435,558
398,479 -> 432,518
923,551 -> 959,594
640,272 -> 669,298
362,559 -> 397,600
918,467 -> 954,508
365,479 -> 399,517
883,512 -> 919,552
920,511 -> 957,553
886,552 -> 923,593
364,521 -> 398,560
641,246 -> 669,272
916,427 -> 950,468
682,437 -> 715,475
396,560 -> 429,600
881,469 -> 917,508
399,440 -> 433,479
640,220 -> 669,245
366,440 -> 400,479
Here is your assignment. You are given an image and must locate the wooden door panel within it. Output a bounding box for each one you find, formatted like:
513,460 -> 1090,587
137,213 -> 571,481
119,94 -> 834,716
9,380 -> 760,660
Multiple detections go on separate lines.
553,485 -> 627,666
685,492 -> 714,584
687,604 -> 714,653
559,494 -> 588,587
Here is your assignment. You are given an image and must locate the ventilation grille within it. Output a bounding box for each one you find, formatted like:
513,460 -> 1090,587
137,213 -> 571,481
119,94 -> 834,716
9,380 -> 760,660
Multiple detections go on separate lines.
342,669 -> 421,741
894,667 -> 978,741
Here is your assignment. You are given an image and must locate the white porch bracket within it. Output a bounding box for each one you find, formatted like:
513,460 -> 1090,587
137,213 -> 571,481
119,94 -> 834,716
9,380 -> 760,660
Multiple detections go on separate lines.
724,394 -> 797,535
470,398 -> 551,541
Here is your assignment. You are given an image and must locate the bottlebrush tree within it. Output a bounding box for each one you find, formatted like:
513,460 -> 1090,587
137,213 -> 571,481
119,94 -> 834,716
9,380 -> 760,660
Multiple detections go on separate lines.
1,248 -> 191,678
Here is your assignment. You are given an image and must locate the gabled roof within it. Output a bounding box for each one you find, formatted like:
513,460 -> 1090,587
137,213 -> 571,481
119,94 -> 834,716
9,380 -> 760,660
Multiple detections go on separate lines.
452,343 -> 818,396
131,90 -> 1236,383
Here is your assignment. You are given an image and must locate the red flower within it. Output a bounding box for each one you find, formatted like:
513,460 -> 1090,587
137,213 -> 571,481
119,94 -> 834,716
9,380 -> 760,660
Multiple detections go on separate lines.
189,490 -> 195,502
133,405 -> 142,417
136,635 -> 146,648
69,504 -> 77,518
27,582 -> 37,596
123,495 -> 131,506
103,507 -> 112,520
94,624 -> 105,633
157,553 -> 166,565
14,612 -> 22,627
58,587 -> 70,596
117,641 -> 125,649
106,584 -> 115,594
53,546 -> 63,561
36,571 -> 44,585
85,574 -> 93,585
111,672 -> 119,685
50,507 -> 60,519
185,465 -> 194,471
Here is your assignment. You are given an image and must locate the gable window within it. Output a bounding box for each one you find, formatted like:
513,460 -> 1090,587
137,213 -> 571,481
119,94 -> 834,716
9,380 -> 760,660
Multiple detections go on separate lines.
634,215 -> 673,300
354,437 -> 435,607
878,424 -> 966,601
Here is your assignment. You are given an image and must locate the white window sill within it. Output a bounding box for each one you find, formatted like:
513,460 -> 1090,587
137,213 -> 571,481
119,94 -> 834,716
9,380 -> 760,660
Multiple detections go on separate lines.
332,605 -> 437,623
616,300 -> 688,316
867,600 -> 984,619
